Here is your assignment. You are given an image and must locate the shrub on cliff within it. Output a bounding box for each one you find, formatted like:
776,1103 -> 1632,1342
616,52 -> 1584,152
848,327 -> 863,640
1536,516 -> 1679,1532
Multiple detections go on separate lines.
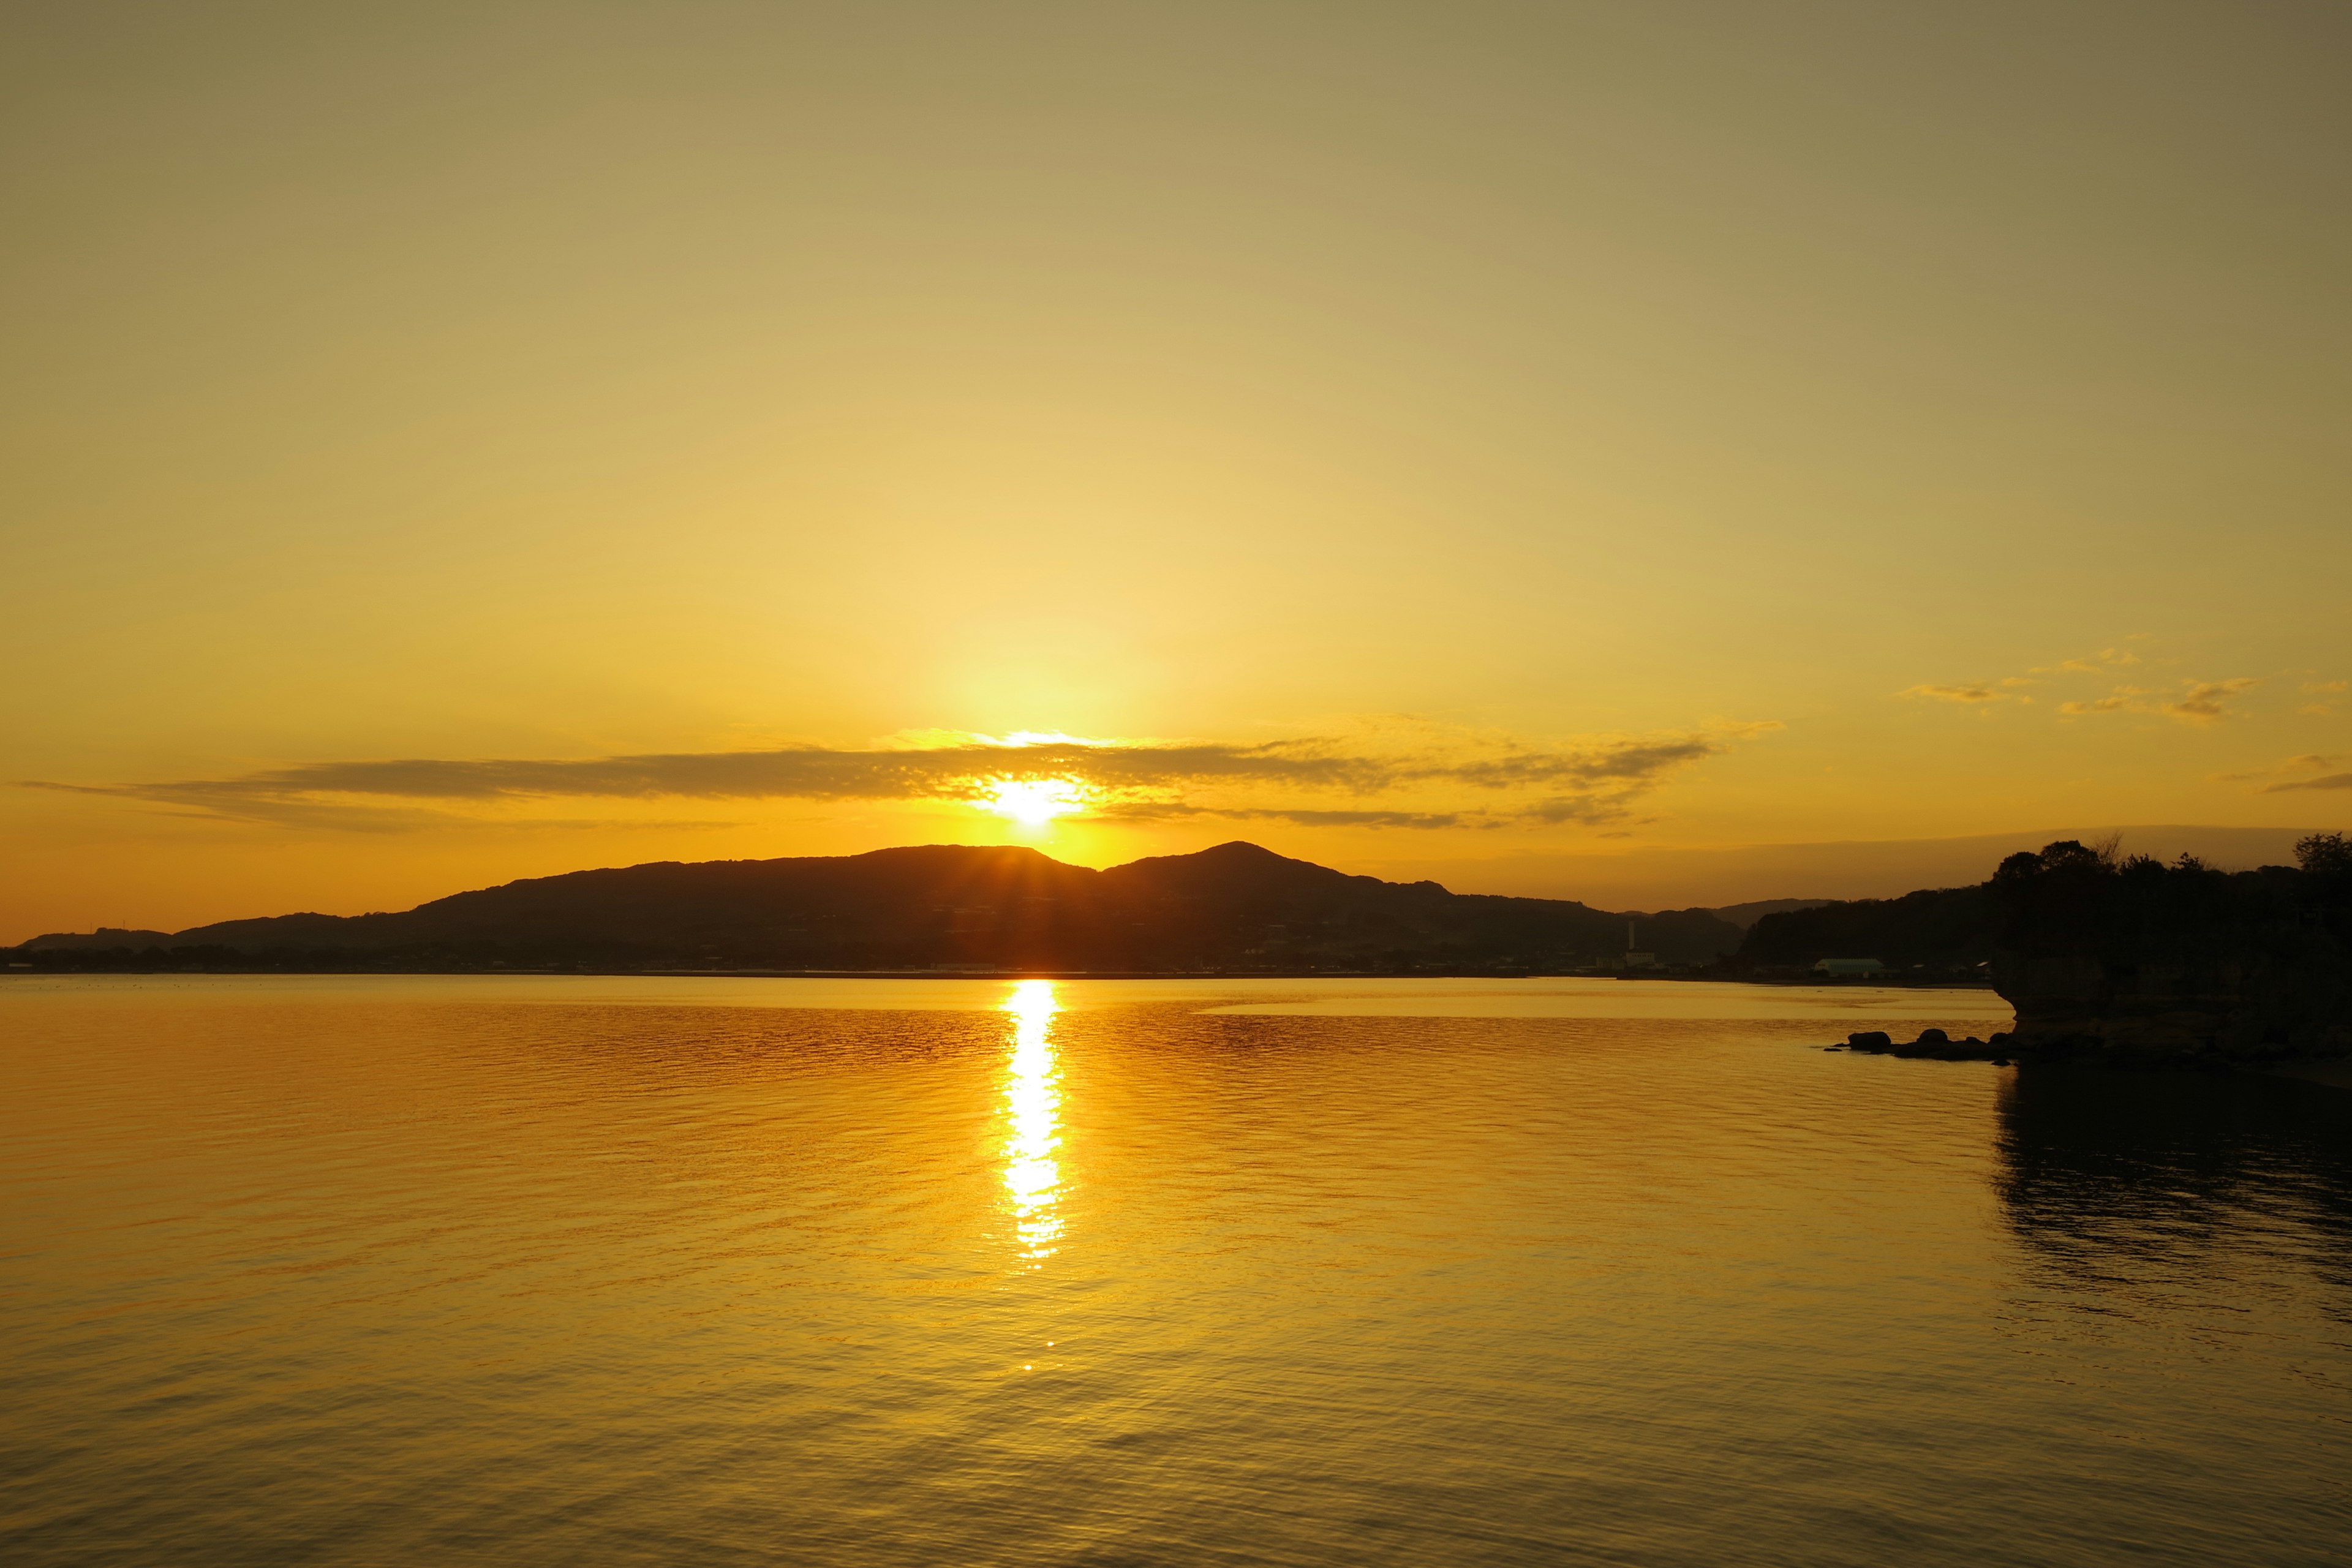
1988,837 -> 2346,970
1992,839 -> 2283,965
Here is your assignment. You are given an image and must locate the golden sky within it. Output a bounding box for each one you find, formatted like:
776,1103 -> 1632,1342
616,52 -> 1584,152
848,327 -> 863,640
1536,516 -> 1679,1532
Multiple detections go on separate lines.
4,2 -> 2348,940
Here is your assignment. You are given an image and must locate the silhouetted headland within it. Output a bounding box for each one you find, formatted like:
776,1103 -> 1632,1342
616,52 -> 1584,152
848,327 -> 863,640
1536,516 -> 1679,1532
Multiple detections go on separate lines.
6,842 -> 1746,978
1799,834 -> 2352,1068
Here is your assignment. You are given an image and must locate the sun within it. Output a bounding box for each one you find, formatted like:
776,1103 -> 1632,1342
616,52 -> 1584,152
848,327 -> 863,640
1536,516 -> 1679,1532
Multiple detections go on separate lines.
976,777 -> 1087,826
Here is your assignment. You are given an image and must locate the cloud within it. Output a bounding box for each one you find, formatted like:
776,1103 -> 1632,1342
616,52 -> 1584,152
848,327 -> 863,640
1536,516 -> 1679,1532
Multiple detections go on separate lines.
2217,753 -> 2337,783
33,740 -> 1369,813
1096,802 -> 1477,829
2212,754 -> 2352,793
2161,678 -> 2258,722
1901,684 -> 2007,704
1518,794 -> 1659,826
22,722 -> 1777,834
2037,647 -> 2143,675
2058,689 -> 2144,715
2265,773 -> 2352,794
2239,754 -> 2352,794
16,780 -> 748,834
2054,678 -> 2256,723
1910,644 -> 2258,724
1435,729 -> 1776,788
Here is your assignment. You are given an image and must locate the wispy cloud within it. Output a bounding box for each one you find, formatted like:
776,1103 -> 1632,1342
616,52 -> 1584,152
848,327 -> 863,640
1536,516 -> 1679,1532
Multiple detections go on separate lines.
17,781 -> 750,835
2034,646 -> 2143,675
1901,684 -> 2011,705
2160,678 -> 2259,722
21,722 -> 1780,834
2266,773 -> 2352,794
2057,678 -> 2258,722
2231,753 -> 2352,794
2057,687 -> 2147,715
2212,754 -> 2352,794
1093,802 -> 1477,829
1907,641 -> 2264,725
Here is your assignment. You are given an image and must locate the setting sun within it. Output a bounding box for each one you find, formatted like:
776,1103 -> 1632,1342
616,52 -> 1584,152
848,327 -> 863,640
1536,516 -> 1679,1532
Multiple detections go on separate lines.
976,777 -> 1087,826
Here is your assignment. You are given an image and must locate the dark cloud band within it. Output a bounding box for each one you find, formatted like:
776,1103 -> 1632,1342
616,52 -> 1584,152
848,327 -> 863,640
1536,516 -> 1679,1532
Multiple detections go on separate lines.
2264,773 -> 2352,793
21,726 -> 1774,832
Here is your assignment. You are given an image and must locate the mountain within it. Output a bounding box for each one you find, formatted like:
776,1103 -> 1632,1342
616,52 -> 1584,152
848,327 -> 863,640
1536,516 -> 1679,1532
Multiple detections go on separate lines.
1702,898 -> 1833,930
1736,885 -> 2000,970
10,842 -> 1746,973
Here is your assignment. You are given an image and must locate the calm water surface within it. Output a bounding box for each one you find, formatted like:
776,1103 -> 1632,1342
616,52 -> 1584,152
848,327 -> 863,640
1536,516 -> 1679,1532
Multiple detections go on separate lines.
4,976 -> 2348,1566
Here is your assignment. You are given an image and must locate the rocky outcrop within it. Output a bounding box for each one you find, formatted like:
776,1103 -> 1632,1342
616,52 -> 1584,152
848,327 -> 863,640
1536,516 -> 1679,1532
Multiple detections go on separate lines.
1991,945 -> 2352,1064
1819,838 -> 2352,1069
1985,837 -> 2352,1066
1833,1028 -> 2013,1062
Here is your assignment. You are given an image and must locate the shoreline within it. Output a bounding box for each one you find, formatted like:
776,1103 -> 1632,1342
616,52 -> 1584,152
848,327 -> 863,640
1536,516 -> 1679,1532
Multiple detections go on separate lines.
2265,1059 -> 2352,1091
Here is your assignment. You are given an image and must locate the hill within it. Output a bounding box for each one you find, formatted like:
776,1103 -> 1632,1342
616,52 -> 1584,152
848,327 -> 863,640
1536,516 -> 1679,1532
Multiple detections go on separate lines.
18,927 -> 176,952
9,842 -> 1746,974
1703,898 -> 1833,930
1736,886 -> 1999,971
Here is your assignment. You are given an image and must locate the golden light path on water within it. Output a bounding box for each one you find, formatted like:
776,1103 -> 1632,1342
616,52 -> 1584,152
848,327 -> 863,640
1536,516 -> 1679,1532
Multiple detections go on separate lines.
1000,979 -> 1062,1262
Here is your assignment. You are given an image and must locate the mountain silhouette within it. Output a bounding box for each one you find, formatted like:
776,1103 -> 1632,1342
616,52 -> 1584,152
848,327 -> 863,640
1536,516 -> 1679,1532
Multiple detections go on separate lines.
12,841 -> 1742,973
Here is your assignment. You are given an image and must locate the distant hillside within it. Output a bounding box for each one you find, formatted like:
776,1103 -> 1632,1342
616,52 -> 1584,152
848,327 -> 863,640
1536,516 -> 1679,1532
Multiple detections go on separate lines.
1736,885 -> 1999,970
1703,898 -> 1832,930
18,927 -> 175,952
10,842 -> 1745,974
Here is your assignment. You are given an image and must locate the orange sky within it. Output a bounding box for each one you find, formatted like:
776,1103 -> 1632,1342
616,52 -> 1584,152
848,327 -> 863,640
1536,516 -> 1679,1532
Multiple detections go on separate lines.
4,2 -> 2348,940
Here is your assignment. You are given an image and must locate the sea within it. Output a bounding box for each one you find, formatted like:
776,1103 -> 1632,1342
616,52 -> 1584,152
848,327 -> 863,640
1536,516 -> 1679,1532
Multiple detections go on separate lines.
3,974 -> 2348,1566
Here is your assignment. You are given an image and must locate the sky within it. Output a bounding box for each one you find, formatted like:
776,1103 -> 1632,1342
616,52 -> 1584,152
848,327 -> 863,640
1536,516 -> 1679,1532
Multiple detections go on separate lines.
4,1 -> 2348,940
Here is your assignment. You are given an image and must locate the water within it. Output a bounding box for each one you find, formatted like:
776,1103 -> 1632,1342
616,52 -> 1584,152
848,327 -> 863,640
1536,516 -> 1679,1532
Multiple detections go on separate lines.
3,975 -> 2348,1566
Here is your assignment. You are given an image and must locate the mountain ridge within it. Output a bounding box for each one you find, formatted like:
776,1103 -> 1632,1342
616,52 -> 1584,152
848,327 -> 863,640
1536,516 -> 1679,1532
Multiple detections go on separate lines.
10,841 -> 1745,973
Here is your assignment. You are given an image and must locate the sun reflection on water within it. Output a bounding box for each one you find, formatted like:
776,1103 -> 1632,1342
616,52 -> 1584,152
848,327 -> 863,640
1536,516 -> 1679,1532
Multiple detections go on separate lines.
1000,979 -> 1063,1262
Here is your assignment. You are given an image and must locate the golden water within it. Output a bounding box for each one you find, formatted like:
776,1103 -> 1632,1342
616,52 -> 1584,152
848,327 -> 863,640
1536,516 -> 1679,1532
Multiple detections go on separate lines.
4,976 -> 2348,1565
